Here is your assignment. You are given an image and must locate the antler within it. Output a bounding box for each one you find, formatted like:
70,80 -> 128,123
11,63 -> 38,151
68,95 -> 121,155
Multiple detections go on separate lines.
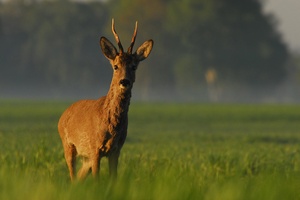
127,21 -> 138,54
112,18 -> 124,53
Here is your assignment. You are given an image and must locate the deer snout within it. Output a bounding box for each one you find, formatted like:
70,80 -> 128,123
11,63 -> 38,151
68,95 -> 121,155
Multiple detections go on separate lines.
119,79 -> 131,88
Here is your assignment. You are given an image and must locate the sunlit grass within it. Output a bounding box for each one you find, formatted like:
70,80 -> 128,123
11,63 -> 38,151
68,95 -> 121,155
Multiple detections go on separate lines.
0,101 -> 300,199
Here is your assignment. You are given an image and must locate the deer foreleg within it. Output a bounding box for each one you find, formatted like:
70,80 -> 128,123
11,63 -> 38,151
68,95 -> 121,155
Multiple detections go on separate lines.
108,151 -> 120,180
91,154 -> 101,179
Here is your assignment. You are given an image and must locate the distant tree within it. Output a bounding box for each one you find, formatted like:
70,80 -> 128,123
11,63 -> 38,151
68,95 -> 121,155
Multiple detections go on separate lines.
106,0 -> 289,101
22,1 -> 110,88
167,0 -> 288,99
0,1 -> 27,87
0,0 -> 110,93
0,0 -> 290,100
107,0 -> 175,99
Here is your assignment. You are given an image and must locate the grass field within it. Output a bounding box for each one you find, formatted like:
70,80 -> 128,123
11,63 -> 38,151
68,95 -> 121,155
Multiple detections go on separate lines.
0,100 -> 300,200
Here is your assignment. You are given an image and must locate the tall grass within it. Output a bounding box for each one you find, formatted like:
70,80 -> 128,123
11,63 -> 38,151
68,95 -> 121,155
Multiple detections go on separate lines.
0,101 -> 300,199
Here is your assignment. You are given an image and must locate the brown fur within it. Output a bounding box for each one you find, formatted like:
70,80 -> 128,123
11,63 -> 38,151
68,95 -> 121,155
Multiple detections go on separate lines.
58,20 -> 153,181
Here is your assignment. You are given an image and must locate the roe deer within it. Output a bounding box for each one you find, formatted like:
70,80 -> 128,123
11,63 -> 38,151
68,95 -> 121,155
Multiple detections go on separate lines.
58,19 -> 153,181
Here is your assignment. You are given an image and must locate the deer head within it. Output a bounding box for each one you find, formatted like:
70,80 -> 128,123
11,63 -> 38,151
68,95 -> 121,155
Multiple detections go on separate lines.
100,19 -> 153,93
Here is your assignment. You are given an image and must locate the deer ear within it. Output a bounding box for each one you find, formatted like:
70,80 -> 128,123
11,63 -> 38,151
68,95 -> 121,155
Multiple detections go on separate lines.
135,40 -> 153,61
100,37 -> 118,60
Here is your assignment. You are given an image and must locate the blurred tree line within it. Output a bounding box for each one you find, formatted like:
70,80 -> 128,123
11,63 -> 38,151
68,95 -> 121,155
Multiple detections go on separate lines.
0,0 -> 290,101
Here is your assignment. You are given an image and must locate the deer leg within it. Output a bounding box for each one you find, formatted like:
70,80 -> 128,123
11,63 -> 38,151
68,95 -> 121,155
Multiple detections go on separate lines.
64,144 -> 77,181
91,154 -> 101,179
108,151 -> 120,181
64,145 -> 77,181
77,158 -> 91,180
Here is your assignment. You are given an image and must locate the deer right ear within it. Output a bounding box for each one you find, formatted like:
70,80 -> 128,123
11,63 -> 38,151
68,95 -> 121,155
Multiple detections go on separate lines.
100,37 -> 118,60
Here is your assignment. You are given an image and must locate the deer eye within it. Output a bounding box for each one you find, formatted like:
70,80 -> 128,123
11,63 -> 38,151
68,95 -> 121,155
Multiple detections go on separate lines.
114,65 -> 118,70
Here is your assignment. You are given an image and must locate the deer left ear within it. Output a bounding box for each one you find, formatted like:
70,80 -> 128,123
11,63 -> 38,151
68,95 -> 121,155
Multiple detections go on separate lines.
100,37 -> 118,60
135,40 -> 153,61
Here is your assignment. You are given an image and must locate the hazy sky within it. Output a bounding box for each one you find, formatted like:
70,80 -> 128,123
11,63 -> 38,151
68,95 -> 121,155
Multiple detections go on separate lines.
264,0 -> 300,51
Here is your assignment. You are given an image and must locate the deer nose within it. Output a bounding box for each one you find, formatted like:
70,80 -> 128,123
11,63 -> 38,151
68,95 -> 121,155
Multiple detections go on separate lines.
119,79 -> 131,88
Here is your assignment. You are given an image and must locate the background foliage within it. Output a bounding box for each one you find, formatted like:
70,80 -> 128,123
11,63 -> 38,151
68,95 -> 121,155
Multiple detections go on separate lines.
0,0 -> 295,101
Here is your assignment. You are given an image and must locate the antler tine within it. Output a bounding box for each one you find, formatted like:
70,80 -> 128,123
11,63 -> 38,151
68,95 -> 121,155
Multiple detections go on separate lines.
127,21 -> 138,54
111,18 -> 124,53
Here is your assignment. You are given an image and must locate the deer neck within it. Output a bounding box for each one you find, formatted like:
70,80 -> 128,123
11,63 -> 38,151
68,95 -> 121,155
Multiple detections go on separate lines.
102,81 -> 131,133
106,83 -> 131,112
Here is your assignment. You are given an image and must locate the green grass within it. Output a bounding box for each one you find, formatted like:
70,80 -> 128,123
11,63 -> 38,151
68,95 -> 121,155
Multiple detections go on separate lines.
1,100 -> 300,199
